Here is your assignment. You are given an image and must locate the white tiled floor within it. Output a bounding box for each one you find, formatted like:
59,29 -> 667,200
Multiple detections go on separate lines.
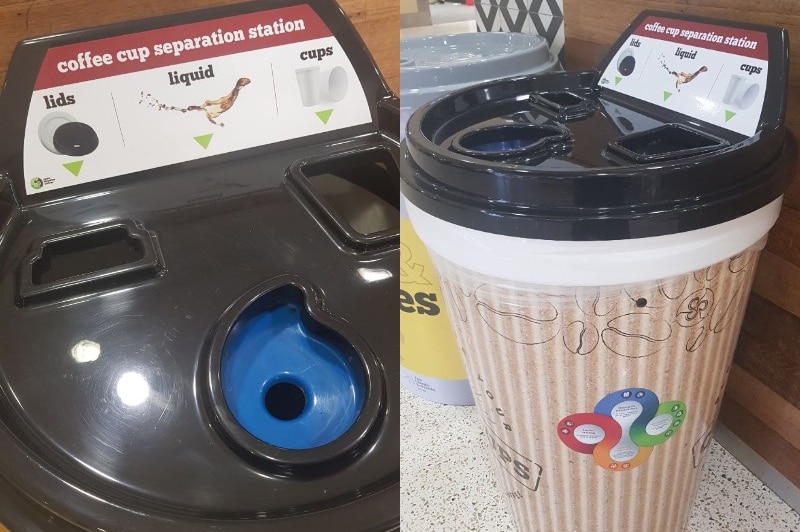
401,389 -> 800,531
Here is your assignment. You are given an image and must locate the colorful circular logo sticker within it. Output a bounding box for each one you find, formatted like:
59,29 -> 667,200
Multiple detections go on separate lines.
557,388 -> 685,471
30,177 -> 43,190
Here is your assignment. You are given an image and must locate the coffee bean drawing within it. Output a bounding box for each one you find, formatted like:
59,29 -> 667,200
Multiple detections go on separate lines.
562,321 -> 599,355
444,251 -> 756,360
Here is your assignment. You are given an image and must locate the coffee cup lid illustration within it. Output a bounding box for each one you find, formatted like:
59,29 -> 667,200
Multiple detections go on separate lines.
617,48 -> 636,76
38,112 -> 99,156
53,121 -> 99,156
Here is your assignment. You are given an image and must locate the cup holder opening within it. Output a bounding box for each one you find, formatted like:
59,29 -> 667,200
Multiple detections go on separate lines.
530,91 -> 595,121
264,381 -> 307,421
19,220 -> 165,306
539,91 -> 585,108
452,124 -> 569,160
219,284 -> 367,451
299,148 -> 400,238
31,226 -> 144,285
608,124 -> 729,163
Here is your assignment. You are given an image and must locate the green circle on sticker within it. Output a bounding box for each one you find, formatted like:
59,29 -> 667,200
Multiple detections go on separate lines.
30,178 -> 43,190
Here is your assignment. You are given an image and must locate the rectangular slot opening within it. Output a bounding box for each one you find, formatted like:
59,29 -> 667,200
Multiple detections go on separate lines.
301,149 -> 400,237
31,226 -> 145,285
609,124 -> 727,163
539,91 -> 584,108
530,91 -> 594,122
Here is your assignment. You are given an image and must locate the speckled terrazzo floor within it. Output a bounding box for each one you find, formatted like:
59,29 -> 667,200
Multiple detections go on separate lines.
400,388 -> 800,531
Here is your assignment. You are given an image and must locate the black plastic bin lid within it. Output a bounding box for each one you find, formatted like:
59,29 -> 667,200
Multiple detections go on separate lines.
0,1 -> 399,531
401,10 -> 797,241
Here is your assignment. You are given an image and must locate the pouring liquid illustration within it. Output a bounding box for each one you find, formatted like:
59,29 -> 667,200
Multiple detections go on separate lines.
140,77 -> 251,126
658,55 -> 708,91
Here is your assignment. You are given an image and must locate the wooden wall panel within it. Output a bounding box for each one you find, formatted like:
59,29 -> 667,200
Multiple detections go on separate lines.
735,294 -> 800,410
766,206 -> 800,270
725,362 -> 800,453
753,250 -> 800,318
719,396 -> 800,489
0,0 -> 398,94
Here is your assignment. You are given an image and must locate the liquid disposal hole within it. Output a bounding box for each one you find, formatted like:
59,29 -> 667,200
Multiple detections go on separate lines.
264,382 -> 307,421
31,226 -> 145,285
457,125 -> 565,155
220,285 -> 366,450
301,149 -> 399,236
616,124 -> 721,157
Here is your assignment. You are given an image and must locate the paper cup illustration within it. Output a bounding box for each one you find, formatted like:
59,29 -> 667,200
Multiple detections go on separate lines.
320,66 -> 348,103
722,75 -> 760,110
295,66 -> 321,107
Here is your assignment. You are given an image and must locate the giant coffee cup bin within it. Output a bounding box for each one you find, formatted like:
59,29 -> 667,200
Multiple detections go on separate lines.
400,32 -> 559,405
401,10 -> 796,532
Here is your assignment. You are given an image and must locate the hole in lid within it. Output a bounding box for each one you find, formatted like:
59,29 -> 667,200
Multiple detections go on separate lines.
220,284 -> 366,449
609,124 -> 728,163
31,226 -> 145,285
453,124 -> 568,159
301,150 -> 399,237
264,381 -> 307,421
538,91 -> 585,108
530,91 -> 595,122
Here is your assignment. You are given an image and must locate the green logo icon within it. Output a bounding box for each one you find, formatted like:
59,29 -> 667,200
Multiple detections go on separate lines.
663,91 -> 673,101
724,110 -> 736,122
30,177 -> 43,190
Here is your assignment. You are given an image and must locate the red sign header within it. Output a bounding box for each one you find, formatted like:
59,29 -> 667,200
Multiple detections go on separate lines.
634,16 -> 768,61
34,4 -> 331,90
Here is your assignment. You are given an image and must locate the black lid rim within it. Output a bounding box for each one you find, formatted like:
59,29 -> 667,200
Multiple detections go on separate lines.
400,131 -> 797,241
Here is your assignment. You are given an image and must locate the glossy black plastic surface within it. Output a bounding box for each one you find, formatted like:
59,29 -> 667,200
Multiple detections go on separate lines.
401,11 -> 796,241
0,1 -> 399,531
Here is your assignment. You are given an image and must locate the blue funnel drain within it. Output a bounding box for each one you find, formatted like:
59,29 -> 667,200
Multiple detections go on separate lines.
220,286 -> 365,450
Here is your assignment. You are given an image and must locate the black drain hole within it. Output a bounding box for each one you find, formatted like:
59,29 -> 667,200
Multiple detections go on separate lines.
264,382 -> 307,421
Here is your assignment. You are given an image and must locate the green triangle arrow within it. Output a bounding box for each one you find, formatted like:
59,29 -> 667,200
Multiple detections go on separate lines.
316,109 -> 333,124
615,76 -> 622,85
63,160 -> 83,177
194,134 -> 213,149
724,110 -> 736,122
663,91 -> 673,101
